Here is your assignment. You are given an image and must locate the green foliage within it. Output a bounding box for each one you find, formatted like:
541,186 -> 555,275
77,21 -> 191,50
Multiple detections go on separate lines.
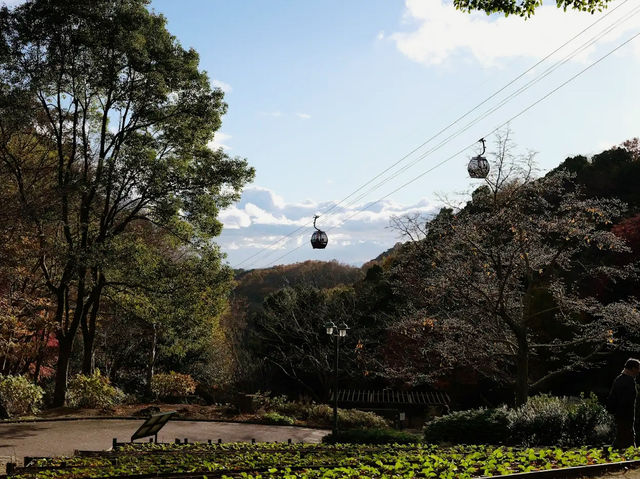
251,390 -> 288,410
234,260 -> 364,314
566,393 -> 613,446
247,392 -> 389,429
0,374 -> 43,417
0,0 -> 254,406
14,442 -> 640,478
508,393 -> 612,447
66,370 -> 123,409
453,0 -> 612,17
151,372 -> 197,399
307,404 -> 389,429
322,428 -> 421,444
424,407 -> 510,445
260,411 -> 296,425
425,394 -> 613,447
507,395 -> 569,446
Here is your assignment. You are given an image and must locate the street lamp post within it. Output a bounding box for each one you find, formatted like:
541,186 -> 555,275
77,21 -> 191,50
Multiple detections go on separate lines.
325,320 -> 349,436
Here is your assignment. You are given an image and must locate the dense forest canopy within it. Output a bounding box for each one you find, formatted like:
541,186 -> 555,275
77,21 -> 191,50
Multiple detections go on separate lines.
237,137 -> 640,406
0,0 -> 253,405
0,0 -> 639,414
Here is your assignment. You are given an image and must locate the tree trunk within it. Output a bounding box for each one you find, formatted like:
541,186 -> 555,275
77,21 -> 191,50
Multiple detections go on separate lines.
52,273 -> 88,407
81,279 -> 104,375
109,355 -> 123,384
52,336 -> 73,407
33,330 -> 48,383
515,330 -> 529,407
145,323 -> 157,397
81,330 -> 95,376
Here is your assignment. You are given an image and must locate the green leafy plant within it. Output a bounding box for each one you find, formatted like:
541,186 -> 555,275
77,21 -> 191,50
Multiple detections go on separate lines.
307,404 -> 389,429
0,374 -> 43,417
424,407 -> 510,445
507,394 -> 568,446
564,393 -> 613,446
261,411 -> 295,425
11,443 -> 640,479
322,428 -> 421,444
252,390 -> 289,412
66,370 -> 123,409
151,372 -> 197,399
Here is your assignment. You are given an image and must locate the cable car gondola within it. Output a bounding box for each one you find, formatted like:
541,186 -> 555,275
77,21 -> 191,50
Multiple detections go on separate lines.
310,215 -> 328,249
467,138 -> 490,179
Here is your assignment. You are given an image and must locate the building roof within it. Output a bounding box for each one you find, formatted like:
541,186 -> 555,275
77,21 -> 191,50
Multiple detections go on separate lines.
330,389 -> 450,406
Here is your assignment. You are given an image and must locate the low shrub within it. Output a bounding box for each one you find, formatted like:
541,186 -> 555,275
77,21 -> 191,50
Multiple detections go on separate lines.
565,393 -> 612,446
507,393 -> 613,447
253,391 -> 289,412
507,394 -> 568,446
339,408 -> 390,429
151,372 -> 197,399
323,428 -> 421,444
424,407 -> 509,445
424,394 -> 613,447
261,411 -> 296,425
273,400 -> 311,418
0,374 -> 44,417
67,370 -> 123,409
307,404 -> 389,429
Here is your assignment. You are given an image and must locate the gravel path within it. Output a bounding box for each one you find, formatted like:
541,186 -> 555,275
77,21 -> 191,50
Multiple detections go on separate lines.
0,419 -> 329,467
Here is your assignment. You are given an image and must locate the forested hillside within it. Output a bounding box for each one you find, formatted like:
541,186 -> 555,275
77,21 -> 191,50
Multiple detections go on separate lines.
233,260 -> 364,313
233,137 -> 640,406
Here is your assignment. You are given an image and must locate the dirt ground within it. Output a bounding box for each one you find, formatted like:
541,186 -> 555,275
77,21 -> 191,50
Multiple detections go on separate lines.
0,419 -> 328,471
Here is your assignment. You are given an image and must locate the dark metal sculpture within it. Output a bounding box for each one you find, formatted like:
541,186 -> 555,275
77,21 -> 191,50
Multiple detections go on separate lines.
468,138 -> 490,179
311,215 -> 328,249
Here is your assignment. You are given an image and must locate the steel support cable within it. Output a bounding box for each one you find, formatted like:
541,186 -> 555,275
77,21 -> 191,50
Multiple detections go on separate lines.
233,0 -> 631,270
314,0 -> 632,218
264,29 -> 640,268
251,8 -> 639,269
326,3 -> 640,217
234,0 -> 635,270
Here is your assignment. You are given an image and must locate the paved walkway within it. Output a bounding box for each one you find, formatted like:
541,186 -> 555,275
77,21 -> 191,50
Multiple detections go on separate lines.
0,419 -> 329,466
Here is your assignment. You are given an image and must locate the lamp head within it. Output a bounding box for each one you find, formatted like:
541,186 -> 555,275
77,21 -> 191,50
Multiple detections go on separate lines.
325,321 -> 336,335
337,322 -> 350,337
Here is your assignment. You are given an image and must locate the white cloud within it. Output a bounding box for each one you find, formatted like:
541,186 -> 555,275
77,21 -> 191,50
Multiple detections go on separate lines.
218,185 -> 441,268
296,112 -> 311,119
207,132 -> 232,151
212,79 -> 232,94
377,30 -> 386,41
391,0 -> 640,67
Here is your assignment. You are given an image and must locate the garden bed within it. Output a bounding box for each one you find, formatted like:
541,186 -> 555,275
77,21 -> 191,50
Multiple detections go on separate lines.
5,442 -> 640,478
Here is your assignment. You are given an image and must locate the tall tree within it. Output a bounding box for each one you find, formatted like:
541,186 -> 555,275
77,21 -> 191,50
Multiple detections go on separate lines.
0,0 -> 253,405
100,226 -> 233,396
390,135 -> 639,406
453,0 -> 612,17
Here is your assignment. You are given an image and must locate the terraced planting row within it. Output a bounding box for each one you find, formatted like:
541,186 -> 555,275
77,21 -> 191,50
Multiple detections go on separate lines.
6,443 -> 640,479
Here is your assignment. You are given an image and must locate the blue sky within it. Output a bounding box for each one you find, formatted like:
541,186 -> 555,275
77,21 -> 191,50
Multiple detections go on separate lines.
4,0 -> 640,269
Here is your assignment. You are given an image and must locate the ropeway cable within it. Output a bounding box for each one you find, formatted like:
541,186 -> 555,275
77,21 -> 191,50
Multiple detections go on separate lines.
249,13 -> 640,269
232,0 -> 633,270
231,1 -> 632,270
323,2 -> 640,218
262,28 -> 640,268
233,1 -> 637,269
